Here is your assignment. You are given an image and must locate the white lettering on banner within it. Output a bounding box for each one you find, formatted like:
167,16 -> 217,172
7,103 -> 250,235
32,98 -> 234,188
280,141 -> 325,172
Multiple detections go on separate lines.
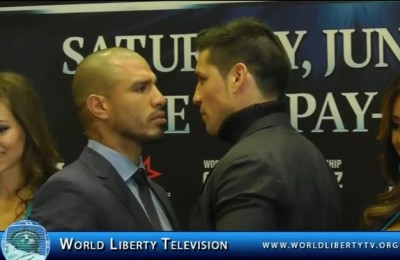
62,28 -> 400,77
61,29 -> 390,134
62,37 -> 84,74
274,31 -> 311,78
334,172 -> 344,188
326,159 -> 344,188
286,92 -> 379,133
162,92 -> 380,134
201,158 -> 344,188
164,96 -> 189,134
202,160 -> 219,183
150,34 -> 198,72
62,34 -> 197,74
324,28 -> 400,77
203,160 -> 219,169
326,159 -> 342,169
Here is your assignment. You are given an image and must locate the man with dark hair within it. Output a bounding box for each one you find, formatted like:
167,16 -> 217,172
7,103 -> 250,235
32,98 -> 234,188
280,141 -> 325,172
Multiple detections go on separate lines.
189,17 -> 341,230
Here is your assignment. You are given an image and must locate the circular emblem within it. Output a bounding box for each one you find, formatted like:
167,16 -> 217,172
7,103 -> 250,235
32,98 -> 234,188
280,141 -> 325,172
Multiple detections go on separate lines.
1,220 -> 50,260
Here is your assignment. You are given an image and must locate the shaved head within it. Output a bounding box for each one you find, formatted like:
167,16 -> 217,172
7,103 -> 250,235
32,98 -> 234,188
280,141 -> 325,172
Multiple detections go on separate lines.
72,47 -> 147,122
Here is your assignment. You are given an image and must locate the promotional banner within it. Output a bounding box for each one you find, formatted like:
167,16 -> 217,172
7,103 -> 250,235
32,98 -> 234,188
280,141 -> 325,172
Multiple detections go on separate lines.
0,1 -> 399,229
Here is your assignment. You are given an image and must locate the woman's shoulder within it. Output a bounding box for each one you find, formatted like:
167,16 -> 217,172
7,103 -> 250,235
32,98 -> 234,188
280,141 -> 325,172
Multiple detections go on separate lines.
23,201 -> 33,220
381,211 -> 400,231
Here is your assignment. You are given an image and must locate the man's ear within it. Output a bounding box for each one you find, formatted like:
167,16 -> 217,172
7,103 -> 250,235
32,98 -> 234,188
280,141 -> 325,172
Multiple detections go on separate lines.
231,62 -> 248,93
86,94 -> 108,119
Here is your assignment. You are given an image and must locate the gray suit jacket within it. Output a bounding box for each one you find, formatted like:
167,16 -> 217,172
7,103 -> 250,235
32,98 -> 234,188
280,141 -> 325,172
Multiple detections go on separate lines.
30,147 -> 179,231
189,112 -> 341,230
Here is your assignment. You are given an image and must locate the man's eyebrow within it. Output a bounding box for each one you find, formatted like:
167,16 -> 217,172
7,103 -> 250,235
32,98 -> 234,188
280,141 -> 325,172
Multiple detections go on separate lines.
134,78 -> 154,85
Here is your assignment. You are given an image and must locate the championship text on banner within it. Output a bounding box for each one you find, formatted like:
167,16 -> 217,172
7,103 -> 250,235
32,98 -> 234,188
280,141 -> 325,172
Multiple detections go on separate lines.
1,232 -> 399,259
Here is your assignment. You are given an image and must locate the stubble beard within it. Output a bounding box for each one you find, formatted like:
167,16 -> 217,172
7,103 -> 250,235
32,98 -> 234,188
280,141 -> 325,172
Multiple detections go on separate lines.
119,126 -> 165,145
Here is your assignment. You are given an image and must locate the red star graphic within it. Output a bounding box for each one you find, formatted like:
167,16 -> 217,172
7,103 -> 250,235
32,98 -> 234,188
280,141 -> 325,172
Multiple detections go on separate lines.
143,156 -> 162,179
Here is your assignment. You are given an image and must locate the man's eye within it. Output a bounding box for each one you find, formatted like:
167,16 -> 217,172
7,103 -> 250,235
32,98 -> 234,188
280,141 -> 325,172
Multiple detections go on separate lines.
391,121 -> 400,130
135,85 -> 146,92
198,77 -> 206,83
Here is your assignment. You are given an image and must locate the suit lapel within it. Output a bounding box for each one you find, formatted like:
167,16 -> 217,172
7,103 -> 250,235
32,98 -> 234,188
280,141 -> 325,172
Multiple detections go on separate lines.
148,180 -> 180,230
79,147 -> 153,230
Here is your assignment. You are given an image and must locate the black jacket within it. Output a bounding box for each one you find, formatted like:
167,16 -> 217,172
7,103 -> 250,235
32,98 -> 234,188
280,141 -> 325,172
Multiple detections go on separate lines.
190,102 -> 341,230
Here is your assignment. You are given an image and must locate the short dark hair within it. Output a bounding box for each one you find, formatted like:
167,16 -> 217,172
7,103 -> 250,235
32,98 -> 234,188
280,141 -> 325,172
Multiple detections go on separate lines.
196,17 -> 291,98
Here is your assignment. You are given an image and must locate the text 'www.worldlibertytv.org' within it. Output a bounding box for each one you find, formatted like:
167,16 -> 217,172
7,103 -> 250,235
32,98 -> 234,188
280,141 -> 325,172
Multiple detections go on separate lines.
262,241 -> 399,250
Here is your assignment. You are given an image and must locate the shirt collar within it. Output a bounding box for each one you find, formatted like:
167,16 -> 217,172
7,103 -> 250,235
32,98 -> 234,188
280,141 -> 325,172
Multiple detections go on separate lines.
87,139 -> 144,182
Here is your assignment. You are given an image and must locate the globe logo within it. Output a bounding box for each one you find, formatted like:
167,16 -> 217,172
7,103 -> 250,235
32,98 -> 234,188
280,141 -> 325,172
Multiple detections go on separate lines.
1,220 -> 50,260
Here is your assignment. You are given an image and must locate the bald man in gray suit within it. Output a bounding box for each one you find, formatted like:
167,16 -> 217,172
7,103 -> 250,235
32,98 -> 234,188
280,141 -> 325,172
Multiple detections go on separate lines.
31,47 -> 179,231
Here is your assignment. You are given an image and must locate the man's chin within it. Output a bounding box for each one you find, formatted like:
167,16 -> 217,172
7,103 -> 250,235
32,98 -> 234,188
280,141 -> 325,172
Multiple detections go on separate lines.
205,126 -> 218,136
141,132 -> 164,144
